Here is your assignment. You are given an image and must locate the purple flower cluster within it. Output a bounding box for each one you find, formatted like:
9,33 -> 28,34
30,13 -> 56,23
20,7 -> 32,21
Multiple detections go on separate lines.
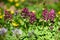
29,12 -> 36,24
21,8 -> 36,24
48,9 -> 55,21
4,10 -> 12,20
42,9 -> 48,21
42,9 -> 55,21
21,8 -> 29,18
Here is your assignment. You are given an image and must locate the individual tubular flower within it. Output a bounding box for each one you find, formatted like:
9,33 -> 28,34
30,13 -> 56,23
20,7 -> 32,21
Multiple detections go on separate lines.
0,27 -> 7,35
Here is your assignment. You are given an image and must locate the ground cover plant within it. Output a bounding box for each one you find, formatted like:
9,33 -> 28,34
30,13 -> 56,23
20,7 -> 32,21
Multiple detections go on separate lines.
0,0 -> 60,40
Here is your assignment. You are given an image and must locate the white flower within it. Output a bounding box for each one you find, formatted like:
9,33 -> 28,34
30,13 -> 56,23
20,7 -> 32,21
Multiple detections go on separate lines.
12,29 -> 22,36
1,27 -> 7,33
0,27 -> 7,35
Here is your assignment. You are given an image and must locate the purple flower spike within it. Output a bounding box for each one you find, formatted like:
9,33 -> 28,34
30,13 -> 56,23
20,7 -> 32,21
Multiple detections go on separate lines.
42,9 -> 55,21
48,9 -> 55,21
4,10 -> 9,15
21,8 -> 29,18
4,10 -> 12,20
42,9 -> 48,17
30,16 -> 36,24
22,8 -> 29,13
21,8 -> 37,24
42,9 -> 49,21
29,12 -> 36,24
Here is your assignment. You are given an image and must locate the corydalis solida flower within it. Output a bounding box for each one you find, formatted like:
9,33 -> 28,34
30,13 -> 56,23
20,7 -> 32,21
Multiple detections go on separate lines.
4,10 -> 12,20
48,9 -> 55,21
42,9 -> 49,21
29,12 -> 36,24
21,8 -> 29,18
21,8 -> 36,24
42,9 -> 55,21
